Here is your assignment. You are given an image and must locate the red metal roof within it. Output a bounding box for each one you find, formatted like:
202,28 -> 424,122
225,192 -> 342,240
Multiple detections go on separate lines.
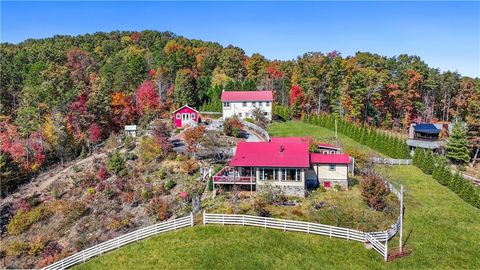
230,141 -> 310,168
310,153 -> 350,164
317,143 -> 340,149
221,90 -> 273,102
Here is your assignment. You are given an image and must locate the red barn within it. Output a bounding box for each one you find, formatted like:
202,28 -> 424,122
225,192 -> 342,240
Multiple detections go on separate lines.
173,105 -> 200,128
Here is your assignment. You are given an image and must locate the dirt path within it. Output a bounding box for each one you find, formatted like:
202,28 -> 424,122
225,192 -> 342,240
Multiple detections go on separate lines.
2,151 -> 110,204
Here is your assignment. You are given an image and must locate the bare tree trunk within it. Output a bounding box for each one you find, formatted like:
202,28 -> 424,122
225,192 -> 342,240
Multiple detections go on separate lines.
472,146 -> 479,166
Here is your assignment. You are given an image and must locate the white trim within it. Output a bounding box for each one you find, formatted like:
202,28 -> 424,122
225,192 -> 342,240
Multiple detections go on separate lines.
172,104 -> 200,114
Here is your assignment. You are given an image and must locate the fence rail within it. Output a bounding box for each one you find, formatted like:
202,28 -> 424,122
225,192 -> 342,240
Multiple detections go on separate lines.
241,120 -> 270,141
371,157 -> 412,165
203,212 -> 395,260
43,214 -> 194,270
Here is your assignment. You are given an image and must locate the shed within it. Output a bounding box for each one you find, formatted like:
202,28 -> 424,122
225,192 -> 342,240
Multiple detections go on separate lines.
124,125 -> 137,137
173,105 -> 200,128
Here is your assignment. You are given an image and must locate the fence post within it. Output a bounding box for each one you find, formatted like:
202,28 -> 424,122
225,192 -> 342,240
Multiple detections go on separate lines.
191,212 -> 194,227
264,218 -> 267,229
203,210 -> 206,225
384,236 -> 388,261
222,214 -> 225,225
307,223 -> 310,234
329,227 -> 332,238
284,220 -> 286,232
117,237 -> 120,248
174,218 -> 177,230
347,229 -> 350,241
242,215 -> 245,226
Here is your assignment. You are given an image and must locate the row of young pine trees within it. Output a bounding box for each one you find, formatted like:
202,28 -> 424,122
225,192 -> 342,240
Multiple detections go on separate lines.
414,149 -> 480,209
302,113 -> 479,209
303,115 -> 411,159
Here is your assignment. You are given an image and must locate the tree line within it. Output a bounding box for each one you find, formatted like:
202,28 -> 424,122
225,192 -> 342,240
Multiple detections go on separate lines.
1,30 -> 479,194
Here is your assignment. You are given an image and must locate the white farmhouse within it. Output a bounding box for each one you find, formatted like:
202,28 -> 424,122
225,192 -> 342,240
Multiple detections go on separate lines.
221,90 -> 273,120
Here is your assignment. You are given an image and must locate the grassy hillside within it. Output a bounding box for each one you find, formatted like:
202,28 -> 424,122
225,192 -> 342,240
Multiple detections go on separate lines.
76,121 -> 480,269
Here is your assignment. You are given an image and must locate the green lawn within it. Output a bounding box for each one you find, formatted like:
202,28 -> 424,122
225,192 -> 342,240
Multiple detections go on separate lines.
75,121 -> 479,269
268,121 -> 385,157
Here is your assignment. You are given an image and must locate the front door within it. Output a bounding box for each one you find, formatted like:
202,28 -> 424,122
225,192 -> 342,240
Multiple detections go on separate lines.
182,113 -> 190,126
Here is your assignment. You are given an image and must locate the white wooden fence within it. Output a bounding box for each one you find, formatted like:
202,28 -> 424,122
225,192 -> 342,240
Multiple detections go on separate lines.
371,157 -> 412,165
203,212 -> 396,260
43,214 -> 194,270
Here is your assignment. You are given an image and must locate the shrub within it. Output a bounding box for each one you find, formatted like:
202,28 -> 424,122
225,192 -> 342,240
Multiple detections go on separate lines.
360,173 -> 390,211
208,177 -> 214,191
165,179 -> 176,191
184,126 -> 206,153
139,136 -> 164,163
6,241 -> 29,256
28,238 -> 45,256
147,198 -> 172,221
182,159 -> 199,175
224,116 -> 243,138
7,205 -> 50,236
96,165 -> 108,181
86,187 -> 96,196
107,150 -> 125,175
139,187 -> 153,201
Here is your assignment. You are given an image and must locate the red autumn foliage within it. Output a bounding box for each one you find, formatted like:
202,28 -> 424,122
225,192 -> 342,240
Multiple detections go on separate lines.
111,92 -> 136,127
184,125 -> 206,153
130,32 -> 141,43
67,94 -> 91,139
88,123 -> 101,143
96,165 -> 108,181
148,69 -> 157,77
267,63 -> 283,79
290,84 -> 303,105
136,80 -> 160,116
66,49 -> 92,82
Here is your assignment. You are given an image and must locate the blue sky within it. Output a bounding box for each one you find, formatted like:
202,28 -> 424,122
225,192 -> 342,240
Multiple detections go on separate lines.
1,1 -> 479,77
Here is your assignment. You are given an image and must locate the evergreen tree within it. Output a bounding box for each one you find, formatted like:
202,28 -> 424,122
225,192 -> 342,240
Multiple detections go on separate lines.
445,121 -> 470,165
423,151 -> 434,174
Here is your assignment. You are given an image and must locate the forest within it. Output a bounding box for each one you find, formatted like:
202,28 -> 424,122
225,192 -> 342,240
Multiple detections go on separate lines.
1,30 -> 479,194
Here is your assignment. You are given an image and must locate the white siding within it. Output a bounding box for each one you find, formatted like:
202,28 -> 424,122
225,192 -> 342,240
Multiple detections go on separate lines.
222,101 -> 272,120
314,164 -> 348,180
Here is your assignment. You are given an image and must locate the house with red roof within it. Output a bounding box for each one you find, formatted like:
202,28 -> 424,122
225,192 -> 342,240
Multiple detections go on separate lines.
221,90 -> 273,120
213,137 -> 351,197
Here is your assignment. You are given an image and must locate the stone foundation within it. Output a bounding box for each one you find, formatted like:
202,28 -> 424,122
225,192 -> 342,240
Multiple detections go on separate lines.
257,184 -> 305,198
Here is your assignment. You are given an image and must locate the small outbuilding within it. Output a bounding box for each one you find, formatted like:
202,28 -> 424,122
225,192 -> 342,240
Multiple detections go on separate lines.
173,105 -> 200,128
124,125 -> 138,137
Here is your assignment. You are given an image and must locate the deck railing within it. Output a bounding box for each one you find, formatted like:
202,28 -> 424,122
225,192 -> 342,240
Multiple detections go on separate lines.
43,214 -> 194,270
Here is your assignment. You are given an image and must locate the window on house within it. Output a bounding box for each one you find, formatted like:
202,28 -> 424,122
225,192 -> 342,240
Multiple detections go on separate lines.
252,101 -> 257,107
259,101 -> 263,106
224,102 -> 230,107
245,112 -> 249,117
266,102 -> 270,107
261,168 -> 275,181
238,113 -> 243,117
176,113 -> 181,119
263,112 -> 268,116
242,102 -> 247,107
191,113 -> 196,119
330,150 -> 335,154
283,169 -> 299,181
329,164 -> 336,171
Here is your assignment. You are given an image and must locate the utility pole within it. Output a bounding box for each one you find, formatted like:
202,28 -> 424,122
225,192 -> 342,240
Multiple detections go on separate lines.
399,185 -> 404,253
